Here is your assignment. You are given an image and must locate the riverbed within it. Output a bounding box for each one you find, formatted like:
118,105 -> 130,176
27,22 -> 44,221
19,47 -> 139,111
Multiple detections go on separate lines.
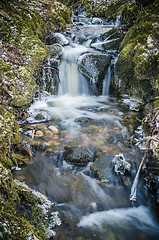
14,15 -> 159,240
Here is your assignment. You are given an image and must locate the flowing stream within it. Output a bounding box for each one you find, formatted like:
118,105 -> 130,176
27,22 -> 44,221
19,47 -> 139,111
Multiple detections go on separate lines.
15,17 -> 159,240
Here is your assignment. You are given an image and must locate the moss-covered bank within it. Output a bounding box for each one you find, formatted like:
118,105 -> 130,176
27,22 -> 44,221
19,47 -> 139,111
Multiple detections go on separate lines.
115,0 -> 159,102
0,0 -> 72,107
0,0 -> 72,238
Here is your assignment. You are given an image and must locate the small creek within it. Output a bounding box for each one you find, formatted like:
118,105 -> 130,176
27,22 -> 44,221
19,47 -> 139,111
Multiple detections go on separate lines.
14,15 -> 159,240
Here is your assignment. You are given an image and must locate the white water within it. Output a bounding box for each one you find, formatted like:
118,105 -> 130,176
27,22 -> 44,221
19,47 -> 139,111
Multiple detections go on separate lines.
78,206 -> 159,236
102,65 -> 111,96
58,44 -> 90,96
28,44 -> 121,134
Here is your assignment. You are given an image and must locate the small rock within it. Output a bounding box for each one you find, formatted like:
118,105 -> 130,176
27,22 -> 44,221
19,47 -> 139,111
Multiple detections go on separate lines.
35,130 -> 43,138
48,125 -> 59,133
45,130 -> 53,138
12,153 -> 32,165
147,35 -> 155,49
46,33 -> 69,46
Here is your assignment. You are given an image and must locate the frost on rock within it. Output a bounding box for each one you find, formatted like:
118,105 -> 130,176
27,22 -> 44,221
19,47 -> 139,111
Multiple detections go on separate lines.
112,154 -> 131,175
14,180 -> 61,237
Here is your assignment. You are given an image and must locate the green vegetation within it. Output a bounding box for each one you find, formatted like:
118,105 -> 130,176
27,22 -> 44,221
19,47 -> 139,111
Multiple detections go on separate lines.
115,0 -> 159,101
0,164 -> 51,239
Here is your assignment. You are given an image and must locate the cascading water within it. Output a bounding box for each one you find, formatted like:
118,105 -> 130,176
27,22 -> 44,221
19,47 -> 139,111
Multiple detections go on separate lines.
58,44 -> 90,96
102,65 -> 112,96
15,16 -> 159,240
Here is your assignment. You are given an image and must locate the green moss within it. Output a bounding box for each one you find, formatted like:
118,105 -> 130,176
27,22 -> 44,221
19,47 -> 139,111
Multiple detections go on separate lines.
115,0 -> 159,101
121,4 -> 138,25
0,1 -> 66,238
116,43 -> 136,83
134,49 -> 159,81
116,43 -> 154,100
0,164 -> 48,239
0,106 -> 22,168
50,1 -> 72,30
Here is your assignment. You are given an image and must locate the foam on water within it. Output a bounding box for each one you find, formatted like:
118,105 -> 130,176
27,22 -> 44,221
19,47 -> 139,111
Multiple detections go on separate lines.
28,94 -> 122,124
78,205 -> 159,235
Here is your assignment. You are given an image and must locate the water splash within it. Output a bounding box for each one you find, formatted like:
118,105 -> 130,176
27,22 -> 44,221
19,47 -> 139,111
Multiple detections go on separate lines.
78,205 -> 159,236
115,15 -> 121,27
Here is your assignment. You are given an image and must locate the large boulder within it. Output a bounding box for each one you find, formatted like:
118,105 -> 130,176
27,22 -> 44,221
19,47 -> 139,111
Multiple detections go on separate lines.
115,43 -> 154,101
63,145 -> 96,166
78,53 -> 111,91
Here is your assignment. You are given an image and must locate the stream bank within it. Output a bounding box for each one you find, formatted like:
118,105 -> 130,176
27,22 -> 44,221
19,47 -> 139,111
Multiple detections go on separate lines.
0,0 -> 72,239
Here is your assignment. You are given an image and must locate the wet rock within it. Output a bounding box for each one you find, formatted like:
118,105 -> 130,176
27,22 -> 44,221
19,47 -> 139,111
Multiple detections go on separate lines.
46,33 -> 69,46
112,154 -> 131,175
74,116 -> 93,123
48,43 -> 63,58
45,130 -> 53,139
48,125 -> 59,133
63,145 -> 96,166
12,153 -> 32,165
91,38 -> 121,51
35,130 -> 44,138
78,53 -> 111,89
91,28 -> 120,44
16,140 -> 33,157
122,96 -> 145,111
35,113 -> 47,121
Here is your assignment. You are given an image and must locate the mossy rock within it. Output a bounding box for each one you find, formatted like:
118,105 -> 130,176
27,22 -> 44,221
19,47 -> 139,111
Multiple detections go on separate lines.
0,106 -> 22,168
63,145 -> 96,166
116,43 -> 154,101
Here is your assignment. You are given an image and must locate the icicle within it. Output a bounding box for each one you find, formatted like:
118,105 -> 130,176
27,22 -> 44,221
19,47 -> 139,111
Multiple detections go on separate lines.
130,153 -> 146,201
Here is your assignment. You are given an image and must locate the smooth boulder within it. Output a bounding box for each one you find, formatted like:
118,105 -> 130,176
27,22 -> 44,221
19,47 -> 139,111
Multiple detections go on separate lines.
78,53 -> 111,88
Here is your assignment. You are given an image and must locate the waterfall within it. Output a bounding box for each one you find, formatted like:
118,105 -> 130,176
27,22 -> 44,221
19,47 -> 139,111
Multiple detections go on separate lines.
58,45 -> 90,96
102,65 -> 112,96
58,61 -> 79,96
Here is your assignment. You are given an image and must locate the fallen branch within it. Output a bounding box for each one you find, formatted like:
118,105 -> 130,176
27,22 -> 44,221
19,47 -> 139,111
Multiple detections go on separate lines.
130,152 -> 147,202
